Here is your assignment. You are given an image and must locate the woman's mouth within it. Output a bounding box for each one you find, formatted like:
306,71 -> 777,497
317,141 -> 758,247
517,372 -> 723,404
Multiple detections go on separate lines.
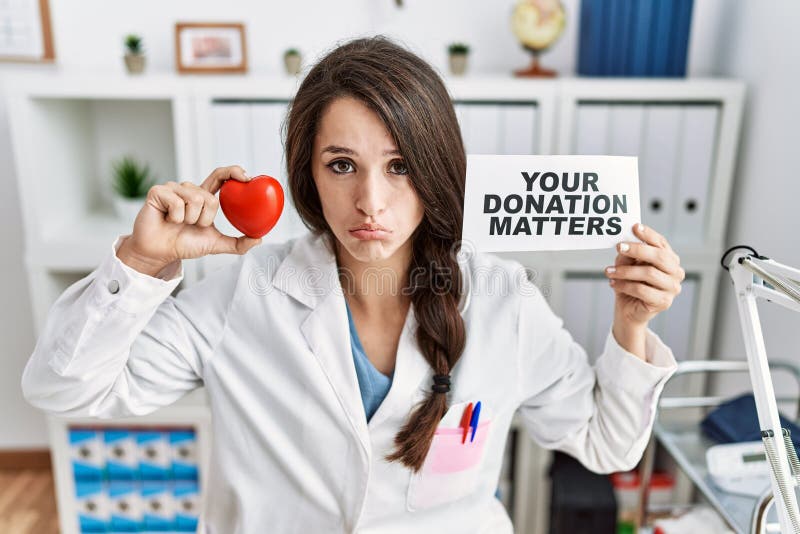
349,224 -> 390,240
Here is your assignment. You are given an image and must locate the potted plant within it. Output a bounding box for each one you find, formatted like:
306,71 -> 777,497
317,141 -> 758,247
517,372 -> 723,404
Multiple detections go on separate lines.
283,48 -> 302,75
447,42 -> 470,76
124,34 -> 146,74
111,155 -> 155,222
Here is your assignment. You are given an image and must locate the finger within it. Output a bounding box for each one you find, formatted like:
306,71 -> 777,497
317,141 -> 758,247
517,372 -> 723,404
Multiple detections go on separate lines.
633,223 -> 673,253
210,232 -> 262,255
616,241 -> 681,275
611,279 -> 673,311
169,181 -> 206,225
605,264 -> 680,293
196,189 -> 220,227
200,165 -> 251,195
147,184 -> 185,223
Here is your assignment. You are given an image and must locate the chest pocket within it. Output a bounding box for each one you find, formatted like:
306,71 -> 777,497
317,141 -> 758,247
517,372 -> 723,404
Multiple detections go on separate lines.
406,401 -> 492,511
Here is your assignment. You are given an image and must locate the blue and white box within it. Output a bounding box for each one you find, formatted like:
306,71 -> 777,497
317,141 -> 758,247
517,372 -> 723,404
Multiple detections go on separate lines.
173,480 -> 200,531
170,429 -> 199,480
137,430 -> 170,480
104,429 -> 137,480
140,480 -> 174,531
108,480 -> 142,532
75,480 -> 109,533
69,428 -> 103,481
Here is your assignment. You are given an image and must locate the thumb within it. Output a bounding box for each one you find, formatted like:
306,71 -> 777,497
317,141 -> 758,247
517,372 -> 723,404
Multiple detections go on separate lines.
210,232 -> 262,255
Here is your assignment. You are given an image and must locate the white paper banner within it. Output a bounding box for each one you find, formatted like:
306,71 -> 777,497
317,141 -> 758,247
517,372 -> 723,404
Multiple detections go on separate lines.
462,155 -> 641,252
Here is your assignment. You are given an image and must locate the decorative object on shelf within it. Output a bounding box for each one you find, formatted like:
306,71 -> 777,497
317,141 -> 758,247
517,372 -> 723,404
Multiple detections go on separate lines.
577,0 -> 694,77
447,42 -> 470,76
219,175 -> 284,239
111,155 -> 155,222
283,48 -> 302,76
123,34 -> 146,75
175,22 -> 247,74
511,0 -> 566,78
0,0 -> 55,63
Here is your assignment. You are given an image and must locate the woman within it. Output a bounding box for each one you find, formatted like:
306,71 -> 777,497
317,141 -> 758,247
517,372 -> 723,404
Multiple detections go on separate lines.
22,36 -> 683,532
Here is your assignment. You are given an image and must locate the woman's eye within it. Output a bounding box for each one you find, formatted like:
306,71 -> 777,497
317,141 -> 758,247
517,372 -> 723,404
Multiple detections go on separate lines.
328,160 -> 354,174
390,161 -> 408,175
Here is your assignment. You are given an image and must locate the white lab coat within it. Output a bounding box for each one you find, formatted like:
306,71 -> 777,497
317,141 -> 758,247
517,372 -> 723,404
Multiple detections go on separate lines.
22,230 -> 678,534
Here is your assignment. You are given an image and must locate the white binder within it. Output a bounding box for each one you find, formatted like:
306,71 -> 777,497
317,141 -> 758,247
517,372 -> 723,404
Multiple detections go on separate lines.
608,104 -> 645,157
562,276 -> 596,360
574,104 -> 610,155
251,102 -> 305,246
205,103 -> 254,276
640,105 -> 681,236
500,104 -> 538,155
464,104 -> 501,154
672,105 -> 719,246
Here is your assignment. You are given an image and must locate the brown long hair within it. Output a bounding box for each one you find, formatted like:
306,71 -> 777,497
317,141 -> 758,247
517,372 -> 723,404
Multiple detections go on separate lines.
284,35 -> 467,473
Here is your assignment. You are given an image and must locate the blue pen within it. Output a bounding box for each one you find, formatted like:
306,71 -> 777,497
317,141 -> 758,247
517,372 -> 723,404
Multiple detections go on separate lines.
469,401 -> 481,442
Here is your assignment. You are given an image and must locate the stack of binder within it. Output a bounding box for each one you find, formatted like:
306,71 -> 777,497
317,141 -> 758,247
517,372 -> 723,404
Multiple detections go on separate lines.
578,0 -> 694,76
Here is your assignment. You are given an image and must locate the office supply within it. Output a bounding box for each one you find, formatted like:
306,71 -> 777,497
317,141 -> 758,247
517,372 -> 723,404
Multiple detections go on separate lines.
460,402 -> 473,444
470,401 -> 482,443
706,441 -> 771,498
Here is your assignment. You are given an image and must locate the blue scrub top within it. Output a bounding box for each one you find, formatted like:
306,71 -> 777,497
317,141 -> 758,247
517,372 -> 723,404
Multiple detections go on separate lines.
345,298 -> 393,422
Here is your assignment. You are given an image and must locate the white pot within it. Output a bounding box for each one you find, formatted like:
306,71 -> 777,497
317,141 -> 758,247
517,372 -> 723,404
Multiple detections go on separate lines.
113,196 -> 145,224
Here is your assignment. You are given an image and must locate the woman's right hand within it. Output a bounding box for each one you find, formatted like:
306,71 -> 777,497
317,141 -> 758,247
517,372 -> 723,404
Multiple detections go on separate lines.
116,165 -> 262,277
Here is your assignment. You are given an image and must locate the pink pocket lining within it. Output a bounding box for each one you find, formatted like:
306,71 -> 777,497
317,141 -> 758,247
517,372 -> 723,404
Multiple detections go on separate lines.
423,419 -> 491,474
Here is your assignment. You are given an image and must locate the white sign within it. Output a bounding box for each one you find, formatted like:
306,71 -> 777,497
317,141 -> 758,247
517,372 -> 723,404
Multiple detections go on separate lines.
462,155 -> 641,252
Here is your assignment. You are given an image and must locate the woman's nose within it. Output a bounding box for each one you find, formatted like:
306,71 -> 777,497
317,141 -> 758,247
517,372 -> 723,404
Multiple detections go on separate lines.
355,170 -> 388,216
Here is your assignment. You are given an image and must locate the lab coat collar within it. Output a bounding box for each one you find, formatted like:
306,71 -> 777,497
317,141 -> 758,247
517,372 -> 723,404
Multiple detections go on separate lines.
270,231 -> 472,315
268,231 -> 472,458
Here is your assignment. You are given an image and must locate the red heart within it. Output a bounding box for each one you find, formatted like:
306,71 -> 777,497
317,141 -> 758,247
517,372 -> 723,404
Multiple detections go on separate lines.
219,175 -> 284,239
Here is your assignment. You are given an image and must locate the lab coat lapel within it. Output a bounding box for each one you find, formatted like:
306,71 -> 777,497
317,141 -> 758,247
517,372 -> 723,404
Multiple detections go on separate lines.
272,232 -> 371,457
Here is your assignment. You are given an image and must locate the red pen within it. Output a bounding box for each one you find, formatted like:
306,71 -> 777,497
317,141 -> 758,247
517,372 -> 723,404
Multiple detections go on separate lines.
460,402 -> 474,444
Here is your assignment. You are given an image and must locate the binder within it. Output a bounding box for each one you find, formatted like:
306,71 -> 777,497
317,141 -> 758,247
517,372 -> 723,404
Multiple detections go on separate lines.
640,105 -> 681,235
671,105 -> 719,245
464,104 -> 501,154
591,278 -> 616,360
251,101 -> 305,245
454,103 -> 470,150
562,276 -> 596,360
608,104 -> 645,156
574,104 -> 610,155
658,277 -> 697,361
499,103 -> 538,155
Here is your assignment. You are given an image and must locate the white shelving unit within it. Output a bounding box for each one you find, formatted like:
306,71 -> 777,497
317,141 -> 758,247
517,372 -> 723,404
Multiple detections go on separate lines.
5,73 -> 744,534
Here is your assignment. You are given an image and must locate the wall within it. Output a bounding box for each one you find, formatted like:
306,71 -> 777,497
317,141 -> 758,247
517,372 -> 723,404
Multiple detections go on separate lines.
0,0 -> 796,447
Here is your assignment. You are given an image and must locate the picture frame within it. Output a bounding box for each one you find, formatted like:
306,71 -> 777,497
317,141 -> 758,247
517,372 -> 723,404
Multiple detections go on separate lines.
0,0 -> 55,63
175,22 -> 247,74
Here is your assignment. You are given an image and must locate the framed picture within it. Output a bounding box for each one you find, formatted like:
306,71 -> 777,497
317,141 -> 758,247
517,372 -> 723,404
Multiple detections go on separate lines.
175,22 -> 247,74
0,0 -> 55,63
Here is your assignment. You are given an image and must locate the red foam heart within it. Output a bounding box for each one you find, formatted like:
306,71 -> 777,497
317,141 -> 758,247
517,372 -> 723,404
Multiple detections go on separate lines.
219,175 -> 284,239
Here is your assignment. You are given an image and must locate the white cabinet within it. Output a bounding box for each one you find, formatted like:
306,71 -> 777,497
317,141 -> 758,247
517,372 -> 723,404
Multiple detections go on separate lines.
5,74 -> 745,534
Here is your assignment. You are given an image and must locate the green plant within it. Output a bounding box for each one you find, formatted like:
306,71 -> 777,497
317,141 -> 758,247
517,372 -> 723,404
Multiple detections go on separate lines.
124,34 -> 143,55
284,48 -> 300,56
448,42 -> 470,55
111,155 -> 155,198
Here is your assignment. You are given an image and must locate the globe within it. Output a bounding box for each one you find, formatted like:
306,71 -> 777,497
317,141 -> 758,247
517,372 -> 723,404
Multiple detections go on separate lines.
511,0 -> 566,77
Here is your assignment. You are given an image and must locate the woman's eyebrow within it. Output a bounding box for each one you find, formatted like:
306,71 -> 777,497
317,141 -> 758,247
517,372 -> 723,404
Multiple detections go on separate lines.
321,145 -> 401,156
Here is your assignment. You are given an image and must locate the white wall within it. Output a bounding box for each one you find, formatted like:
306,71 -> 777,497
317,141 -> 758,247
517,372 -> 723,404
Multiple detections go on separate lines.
0,0 -> 796,448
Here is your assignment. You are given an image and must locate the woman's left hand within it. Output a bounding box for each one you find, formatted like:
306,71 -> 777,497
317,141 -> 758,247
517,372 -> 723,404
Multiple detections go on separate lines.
605,223 -> 685,328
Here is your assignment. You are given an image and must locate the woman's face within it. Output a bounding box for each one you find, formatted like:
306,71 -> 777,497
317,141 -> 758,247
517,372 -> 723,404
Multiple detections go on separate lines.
311,96 -> 424,265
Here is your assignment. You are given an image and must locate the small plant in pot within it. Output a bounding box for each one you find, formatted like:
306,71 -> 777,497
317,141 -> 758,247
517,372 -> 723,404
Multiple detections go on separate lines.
447,42 -> 470,76
283,48 -> 302,75
124,34 -> 146,74
111,155 -> 155,222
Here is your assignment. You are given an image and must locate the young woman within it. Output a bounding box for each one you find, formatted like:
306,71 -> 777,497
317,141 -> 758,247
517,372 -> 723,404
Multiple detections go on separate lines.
22,36 -> 683,532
